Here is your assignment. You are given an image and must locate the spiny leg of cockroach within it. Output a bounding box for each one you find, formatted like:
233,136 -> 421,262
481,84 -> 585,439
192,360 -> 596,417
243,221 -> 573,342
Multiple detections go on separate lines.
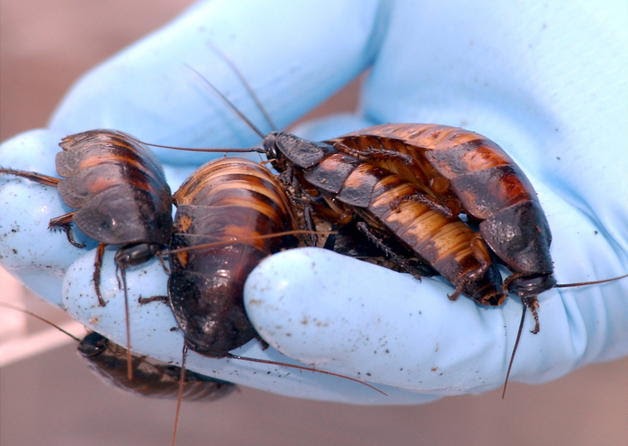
138,295 -> 168,305
523,297 -> 540,334
92,243 -> 108,306
448,235 -> 497,301
334,141 -> 416,166
387,190 -> 454,218
48,211 -> 86,248
92,244 -> 136,379
355,221 -> 426,279
503,272 -> 541,334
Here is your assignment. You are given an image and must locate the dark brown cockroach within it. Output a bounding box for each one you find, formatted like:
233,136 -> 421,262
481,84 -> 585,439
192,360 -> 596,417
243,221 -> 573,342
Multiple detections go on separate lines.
166,156 -> 300,356
138,156 -> 384,445
326,124 -> 555,325
0,129 -> 173,379
77,332 -> 236,401
0,302 -> 236,401
261,131 -> 508,305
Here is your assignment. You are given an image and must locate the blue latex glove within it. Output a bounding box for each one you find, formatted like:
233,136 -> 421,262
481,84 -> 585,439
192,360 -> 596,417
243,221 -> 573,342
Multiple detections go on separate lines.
0,0 -> 626,404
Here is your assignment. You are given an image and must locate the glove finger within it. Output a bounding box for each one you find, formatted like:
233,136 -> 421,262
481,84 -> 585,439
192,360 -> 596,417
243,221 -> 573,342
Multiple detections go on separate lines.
50,0 -> 383,166
245,247 -> 521,395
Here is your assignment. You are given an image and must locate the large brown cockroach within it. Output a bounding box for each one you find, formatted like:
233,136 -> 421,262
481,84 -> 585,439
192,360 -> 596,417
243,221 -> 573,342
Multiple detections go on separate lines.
259,126 -> 625,395
0,129 -> 173,379
165,156 -> 300,356
262,124 -> 555,321
327,124 -> 555,316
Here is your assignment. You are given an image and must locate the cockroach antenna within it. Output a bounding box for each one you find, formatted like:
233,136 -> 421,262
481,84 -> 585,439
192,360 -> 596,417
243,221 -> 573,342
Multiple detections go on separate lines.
184,63 -> 266,139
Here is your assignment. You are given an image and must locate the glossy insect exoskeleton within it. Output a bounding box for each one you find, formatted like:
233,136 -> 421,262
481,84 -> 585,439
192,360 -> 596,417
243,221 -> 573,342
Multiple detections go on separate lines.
167,157 -> 299,356
78,332 -> 236,401
0,129 -> 173,379
327,123 -> 555,324
0,129 -> 173,304
261,129 -> 509,308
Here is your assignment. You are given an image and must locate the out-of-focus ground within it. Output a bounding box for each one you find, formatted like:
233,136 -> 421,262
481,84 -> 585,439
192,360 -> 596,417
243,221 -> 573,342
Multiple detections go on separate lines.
1,1 -> 627,445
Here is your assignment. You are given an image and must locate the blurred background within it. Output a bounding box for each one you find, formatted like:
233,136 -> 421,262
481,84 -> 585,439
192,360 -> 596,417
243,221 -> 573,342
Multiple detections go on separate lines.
1,1 -> 626,445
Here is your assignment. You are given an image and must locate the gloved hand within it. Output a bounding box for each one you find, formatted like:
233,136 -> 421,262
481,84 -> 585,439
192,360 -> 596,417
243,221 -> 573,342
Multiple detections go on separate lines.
0,0 -> 626,404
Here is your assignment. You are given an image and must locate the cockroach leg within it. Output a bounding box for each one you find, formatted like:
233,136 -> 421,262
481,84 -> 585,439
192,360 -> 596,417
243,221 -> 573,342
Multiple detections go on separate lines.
355,221 -> 423,279
48,211 -> 86,248
334,141 -> 415,166
523,297 -> 540,334
447,285 -> 464,301
0,168 -> 60,186
93,243 -> 107,306
388,191 -> 453,218
138,295 -> 168,305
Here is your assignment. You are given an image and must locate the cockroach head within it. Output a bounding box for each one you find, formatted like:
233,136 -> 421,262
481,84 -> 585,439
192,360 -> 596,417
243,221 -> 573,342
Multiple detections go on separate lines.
77,332 -> 110,358
261,131 -> 282,164
508,272 -> 556,298
261,131 -> 328,170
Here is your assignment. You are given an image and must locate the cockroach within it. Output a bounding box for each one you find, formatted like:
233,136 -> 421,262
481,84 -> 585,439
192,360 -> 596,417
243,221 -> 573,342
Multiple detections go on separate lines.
326,123 -> 555,322
263,131 -> 507,303
165,156 -> 300,356
78,332 -> 236,401
0,301 -> 237,446
0,302 -> 236,401
0,129 -> 173,379
143,152 -> 381,383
